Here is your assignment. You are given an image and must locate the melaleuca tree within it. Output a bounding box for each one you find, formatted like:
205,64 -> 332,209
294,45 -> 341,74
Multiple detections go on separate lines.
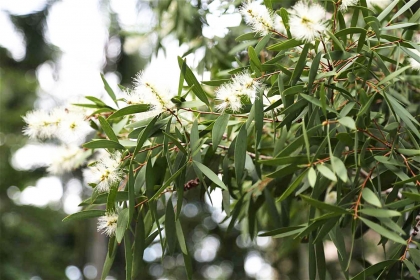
22,0 -> 420,279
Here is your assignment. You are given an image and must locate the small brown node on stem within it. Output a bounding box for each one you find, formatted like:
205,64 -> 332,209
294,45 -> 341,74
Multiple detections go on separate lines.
184,178 -> 200,191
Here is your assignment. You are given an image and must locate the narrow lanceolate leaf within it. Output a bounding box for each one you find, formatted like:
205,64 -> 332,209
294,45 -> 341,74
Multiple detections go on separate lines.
331,156 -> 348,183
165,198 -> 177,254
62,210 -> 105,222
403,260 -> 420,280
99,116 -> 118,142
100,73 -> 118,107
377,65 -> 410,85
350,260 -> 397,280
212,114 -> 229,151
128,164 -> 135,223
277,169 -> 308,202
308,52 -> 322,93
124,233 -> 132,280
300,195 -> 349,214
175,220 -> 192,280
290,44 -> 309,85
359,208 -> 401,218
308,167 -> 317,187
317,164 -> 337,182
133,116 -> 158,156
338,117 -> 356,130
235,125 -> 247,187
359,217 -> 406,244
362,188 -> 382,207
259,225 -> 305,238
84,139 -> 125,150
116,208 -> 130,244
267,39 -> 302,51
101,237 -> 118,280
108,104 -> 150,120
193,161 -> 228,191
177,57 -> 209,106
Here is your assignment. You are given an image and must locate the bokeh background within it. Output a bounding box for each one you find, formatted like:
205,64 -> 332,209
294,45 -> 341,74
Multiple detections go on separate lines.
4,0 -> 418,279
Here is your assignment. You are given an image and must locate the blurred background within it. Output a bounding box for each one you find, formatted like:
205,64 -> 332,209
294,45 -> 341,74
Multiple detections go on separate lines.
0,0 -> 395,279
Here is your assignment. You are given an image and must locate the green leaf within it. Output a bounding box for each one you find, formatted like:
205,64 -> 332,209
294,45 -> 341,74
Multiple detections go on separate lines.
128,164 -> 135,223
362,188 -> 382,207
177,57 -> 209,106
235,32 -> 258,41
326,30 -> 345,52
290,44 -> 309,85
131,212 -> 145,278
398,149 -> 420,156
193,161 -> 228,191
62,210 -> 105,222
359,217 -> 406,244
308,167 -> 317,187
101,237 -> 118,280
300,195 -> 349,214
132,116 -> 158,156
175,219 -> 192,280
331,156 -> 348,183
162,131 -> 187,154
268,39 -> 303,51
124,232 -> 132,280
409,249 -> 420,267
377,0 -> 399,21
201,79 -> 230,86
212,114 -> 229,151
116,208 -> 130,244
98,116 -> 118,142
338,117 -> 356,130
377,65 -> 410,86
165,198 -> 177,254
403,260 -> 420,280
351,260 -> 397,280
259,225 -> 305,237
248,46 -> 261,70
359,208 -> 401,218
308,52 -> 322,93
277,169 -> 308,202
235,125 -> 247,187
317,164 -> 337,182
255,34 -> 271,53
100,73 -> 118,107
108,104 -> 150,120
83,139 -> 125,150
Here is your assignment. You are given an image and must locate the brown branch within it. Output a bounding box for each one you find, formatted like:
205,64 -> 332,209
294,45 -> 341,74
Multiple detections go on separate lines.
400,216 -> 420,261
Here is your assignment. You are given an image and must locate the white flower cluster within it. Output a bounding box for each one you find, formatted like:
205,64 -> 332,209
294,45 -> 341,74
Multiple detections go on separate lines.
122,70 -> 175,122
289,1 -> 327,42
97,212 -> 118,236
366,0 -> 391,9
240,2 -> 285,36
215,71 -> 261,112
23,106 -> 93,144
48,145 -> 86,175
83,151 -> 123,192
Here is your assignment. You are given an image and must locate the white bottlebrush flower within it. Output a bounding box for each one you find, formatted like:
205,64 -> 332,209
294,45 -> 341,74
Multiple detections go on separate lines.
97,212 -> 118,236
215,71 -> 261,112
83,151 -> 123,192
23,110 -> 56,139
57,109 -> 93,145
340,0 -> 358,11
408,49 -> 420,71
133,71 -> 174,110
325,191 -> 337,204
289,1 -> 327,42
366,0 -> 391,9
47,145 -> 86,175
240,1 -> 274,36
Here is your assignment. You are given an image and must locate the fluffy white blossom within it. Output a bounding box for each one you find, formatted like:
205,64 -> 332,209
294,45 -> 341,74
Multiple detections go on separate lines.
97,212 -> 118,236
23,106 -> 93,143
289,1 -> 327,42
122,69 -> 175,122
340,0 -> 358,11
240,2 -> 275,36
215,71 -> 261,112
366,0 -> 391,9
408,49 -> 420,71
47,145 -> 86,175
83,151 -> 123,192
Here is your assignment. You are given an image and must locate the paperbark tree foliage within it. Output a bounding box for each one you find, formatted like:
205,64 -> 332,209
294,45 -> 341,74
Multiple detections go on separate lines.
23,0 -> 420,279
